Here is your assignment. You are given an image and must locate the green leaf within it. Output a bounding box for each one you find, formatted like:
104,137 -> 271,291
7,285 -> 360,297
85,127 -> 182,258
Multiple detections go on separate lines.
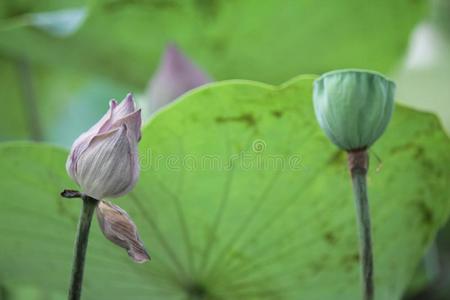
0,283 -> 64,300
0,0 -> 426,86
0,76 -> 449,300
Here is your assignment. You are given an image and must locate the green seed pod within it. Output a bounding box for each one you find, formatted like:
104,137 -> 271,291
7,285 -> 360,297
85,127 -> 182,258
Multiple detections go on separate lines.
313,69 -> 396,151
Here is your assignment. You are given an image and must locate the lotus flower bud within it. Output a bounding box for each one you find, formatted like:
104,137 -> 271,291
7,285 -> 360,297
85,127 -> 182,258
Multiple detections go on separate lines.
96,201 -> 150,263
66,93 -> 141,200
313,69 -> 396,151
146,44 -> 212,114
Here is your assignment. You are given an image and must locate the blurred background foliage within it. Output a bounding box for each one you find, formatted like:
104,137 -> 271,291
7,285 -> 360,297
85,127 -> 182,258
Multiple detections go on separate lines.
3,0 -> 449,145
0,0 -> 449,299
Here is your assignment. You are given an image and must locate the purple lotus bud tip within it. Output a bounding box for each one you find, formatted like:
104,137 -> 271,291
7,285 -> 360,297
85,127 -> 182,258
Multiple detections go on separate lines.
66,94 -> 141,200
125,92 -> 134,103
109,99 -> 118,107
146,44 -> 213,114
96,201 -> 150,263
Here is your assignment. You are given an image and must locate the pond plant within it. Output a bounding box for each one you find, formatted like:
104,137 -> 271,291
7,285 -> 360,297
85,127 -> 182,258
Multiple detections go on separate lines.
313,69 -> 396,300
0,72 -> 447,300
61,94 -> 149,300
61,69 -> 396,300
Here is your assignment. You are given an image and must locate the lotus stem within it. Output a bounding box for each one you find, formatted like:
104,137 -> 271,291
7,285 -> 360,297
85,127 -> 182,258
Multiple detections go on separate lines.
348,149 -> 374,300
68,194 -> 98,300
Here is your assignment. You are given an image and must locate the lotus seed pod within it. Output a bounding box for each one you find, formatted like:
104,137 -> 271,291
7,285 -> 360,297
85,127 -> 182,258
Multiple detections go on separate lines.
313,69 -> 396,151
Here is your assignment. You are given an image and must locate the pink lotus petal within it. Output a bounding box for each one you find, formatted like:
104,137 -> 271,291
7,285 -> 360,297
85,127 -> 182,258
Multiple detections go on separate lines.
113,93 -> 135,121
66,94 -> 141,199
74,124 -> 138,199
111,109 -> 142,142
66,100 -> 117,179
147,44 -> 212,114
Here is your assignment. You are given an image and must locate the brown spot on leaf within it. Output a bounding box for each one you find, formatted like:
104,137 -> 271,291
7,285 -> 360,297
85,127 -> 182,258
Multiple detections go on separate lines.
416,201 -> 434,225
390,143 -> 425,159
324,231 -> 337,245
327,150 -> 346,166
390,142 -> 415,154
271,110 -> 283,118
391,144 -> 441,175
309,261 -> 325,274
215,113 -> 256,127
341,253 -> 359,271
342,253 -> 360,267
309,254 -> 329,274
195,0 -> 220,19
412,146 -> 425,159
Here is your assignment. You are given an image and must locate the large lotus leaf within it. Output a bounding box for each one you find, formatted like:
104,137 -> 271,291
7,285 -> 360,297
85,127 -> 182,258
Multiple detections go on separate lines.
0,76 -> 449,300
0,0 -> 426,86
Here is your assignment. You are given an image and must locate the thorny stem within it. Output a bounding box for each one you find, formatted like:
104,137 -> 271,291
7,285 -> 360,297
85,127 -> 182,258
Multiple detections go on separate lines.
61,191 -> 98,300
348,149 -> 374,300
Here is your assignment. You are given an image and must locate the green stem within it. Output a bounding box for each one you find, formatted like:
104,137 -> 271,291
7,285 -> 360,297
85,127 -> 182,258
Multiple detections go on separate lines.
16,59 -> 43,141
349,151 -> 374,300
351,170 -> 374,300
423,241 -> 440,282
68,195 -> 98,300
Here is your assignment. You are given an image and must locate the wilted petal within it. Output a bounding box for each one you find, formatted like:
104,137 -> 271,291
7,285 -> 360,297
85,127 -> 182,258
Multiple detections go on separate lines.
147,44 -> 212,114
96,201 -> 150,263
75,124 -> 139,199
